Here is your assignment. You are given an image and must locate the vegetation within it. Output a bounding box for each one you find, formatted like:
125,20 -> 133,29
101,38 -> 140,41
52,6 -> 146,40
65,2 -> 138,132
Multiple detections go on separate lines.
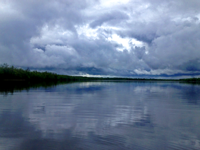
0,64 -> 92,82
0,63 -> 175,82
1,63 -> 200,94
0,63 -> 199,84
179,78 -> 200,83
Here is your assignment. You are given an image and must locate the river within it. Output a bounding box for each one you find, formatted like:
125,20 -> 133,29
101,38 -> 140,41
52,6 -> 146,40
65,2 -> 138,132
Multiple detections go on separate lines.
0,81 -> 200,150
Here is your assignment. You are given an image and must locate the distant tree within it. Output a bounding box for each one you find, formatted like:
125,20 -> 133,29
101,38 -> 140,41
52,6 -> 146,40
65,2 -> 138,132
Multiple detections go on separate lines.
26,67 -> 30,72
1,63 -> 9,68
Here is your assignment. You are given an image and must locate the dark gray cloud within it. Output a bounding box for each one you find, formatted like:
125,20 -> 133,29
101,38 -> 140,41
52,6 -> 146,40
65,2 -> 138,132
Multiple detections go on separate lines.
0,0 -> 200,77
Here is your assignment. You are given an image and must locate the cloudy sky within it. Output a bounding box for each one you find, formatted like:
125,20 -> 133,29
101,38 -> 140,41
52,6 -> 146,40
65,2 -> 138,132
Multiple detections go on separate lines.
0,0 -> 200,78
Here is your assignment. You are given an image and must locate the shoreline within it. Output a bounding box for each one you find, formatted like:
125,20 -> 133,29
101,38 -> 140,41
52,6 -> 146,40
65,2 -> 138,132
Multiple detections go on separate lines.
0,64 -> 199,84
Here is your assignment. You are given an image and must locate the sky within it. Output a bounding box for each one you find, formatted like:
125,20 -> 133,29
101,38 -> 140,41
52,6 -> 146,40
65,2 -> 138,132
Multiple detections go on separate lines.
0,0 -> 200,78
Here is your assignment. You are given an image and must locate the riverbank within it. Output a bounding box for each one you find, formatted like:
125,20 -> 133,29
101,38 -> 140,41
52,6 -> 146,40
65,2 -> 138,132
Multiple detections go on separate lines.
0,64 -> 199,83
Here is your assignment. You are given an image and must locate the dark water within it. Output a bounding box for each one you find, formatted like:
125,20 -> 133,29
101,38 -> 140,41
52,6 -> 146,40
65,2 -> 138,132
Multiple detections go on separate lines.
0,81 -> 200,150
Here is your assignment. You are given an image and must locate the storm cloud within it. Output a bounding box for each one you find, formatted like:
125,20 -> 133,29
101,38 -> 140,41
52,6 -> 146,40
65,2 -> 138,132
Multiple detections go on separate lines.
0,0 -> 200,77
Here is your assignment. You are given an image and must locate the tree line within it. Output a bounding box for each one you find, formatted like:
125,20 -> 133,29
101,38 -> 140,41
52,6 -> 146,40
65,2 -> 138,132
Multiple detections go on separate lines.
0,63 -> 199,83
0,64 -> 91,82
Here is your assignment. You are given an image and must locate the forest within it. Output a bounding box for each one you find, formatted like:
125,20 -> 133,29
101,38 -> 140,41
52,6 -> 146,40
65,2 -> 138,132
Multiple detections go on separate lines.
0,64 -> 91,82
0,63 -> 199,83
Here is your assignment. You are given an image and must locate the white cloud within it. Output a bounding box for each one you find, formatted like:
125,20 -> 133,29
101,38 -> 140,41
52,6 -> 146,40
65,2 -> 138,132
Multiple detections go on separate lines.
99,0 -> 130,8
76,24 -> 99,40
107,34 -> 144,51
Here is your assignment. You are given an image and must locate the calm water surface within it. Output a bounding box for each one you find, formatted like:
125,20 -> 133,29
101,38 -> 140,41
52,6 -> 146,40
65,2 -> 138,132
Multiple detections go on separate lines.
0,81 -> 200,150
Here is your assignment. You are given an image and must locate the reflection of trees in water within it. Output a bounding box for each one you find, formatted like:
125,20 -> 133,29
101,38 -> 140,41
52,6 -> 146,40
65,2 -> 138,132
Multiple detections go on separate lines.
0,81 -> 59,95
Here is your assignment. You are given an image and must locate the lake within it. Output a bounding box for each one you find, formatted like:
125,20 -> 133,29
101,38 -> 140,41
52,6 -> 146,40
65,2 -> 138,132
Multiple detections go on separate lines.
0,81 -> 200,150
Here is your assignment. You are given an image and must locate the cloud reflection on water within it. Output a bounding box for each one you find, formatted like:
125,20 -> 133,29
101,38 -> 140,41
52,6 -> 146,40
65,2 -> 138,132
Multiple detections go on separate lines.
0,82 -> 200,149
